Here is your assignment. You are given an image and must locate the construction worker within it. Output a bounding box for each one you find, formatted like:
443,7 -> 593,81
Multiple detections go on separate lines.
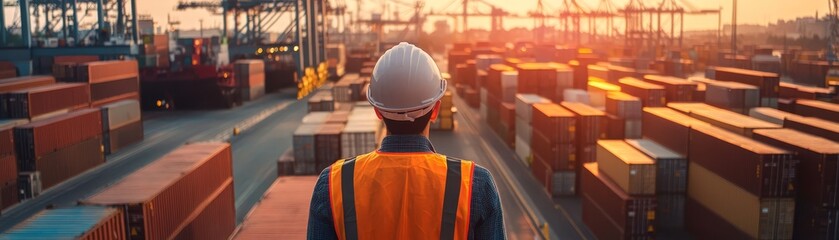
307,42 -> 506,240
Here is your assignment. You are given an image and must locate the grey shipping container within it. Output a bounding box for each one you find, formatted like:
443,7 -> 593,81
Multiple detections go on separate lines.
100,99 -> 141,130
625,139 -> 687,194
605,91 -> 642,120
641,107 -> 710,157
293,124 -> 320,174
552,171 -> 576,196
104,120 -> 143,155
515,94 -> 551,123
315,123 -> 344,172
657,194 -> 685,230
704,80 -> 760,114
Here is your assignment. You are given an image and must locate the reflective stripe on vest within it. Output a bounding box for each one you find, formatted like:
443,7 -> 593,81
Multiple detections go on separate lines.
329,152 -> 475,240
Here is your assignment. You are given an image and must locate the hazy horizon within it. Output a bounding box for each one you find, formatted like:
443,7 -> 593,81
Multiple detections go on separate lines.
137,0 -> 827,33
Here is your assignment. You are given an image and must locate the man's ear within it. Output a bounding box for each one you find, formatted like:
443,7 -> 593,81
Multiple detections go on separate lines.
374,108 -> 384,120
430,101 -> 441,122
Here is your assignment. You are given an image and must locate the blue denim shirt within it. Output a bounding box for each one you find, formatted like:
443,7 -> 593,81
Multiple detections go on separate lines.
307,135 -> 506,239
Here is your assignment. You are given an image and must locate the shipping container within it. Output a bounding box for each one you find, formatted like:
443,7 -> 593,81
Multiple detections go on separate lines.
794,99 -> 839,122
232,176 -> 318,240
748,107 -> 798,125
531,103 -> 576,144
89,77 -> 139,104
1,180 -> 18,210
606,65 -> 638,83
234,60 -> 266,87
29,136 -> 104,189
0,154 -> 15,185
581,163 -> 656,240
531,131 -> 576,170
667,103 -> 782,137
75,60 -> 139,84
17,171 -> 41,199
707,66 -> 780,100
595,140 -> 656,195
315,123 -> 344,172
587,64 -> 609,82
795,204 -> 839,240
293,124 -> 320,175
105,120 -> 143,155
100,100 -> 142,130
552,171 -> 576,196
560,102 -> 606,144
784,116 -> 839,142
690,124 -> 797,198
778,82 -> 833,101
705,79 -> 762,113
605,91 -> 642,120
516,63 -> 558,98
625,139 -> 687,194
14,108 -> 102,165
5,83 -> 90,120
0,76 -> 56,93
531,153 -> 554,194
0,206 -> 126,240
617,77 -> 666,107
657,194 -> 685,230
752,129 -> 839,208
514,94 -> 551,123
587,81 -> 621,108
642,75 -> 698,102
341,122 -> 380,159
641,107 -> 710,156
83,142 -> 233,240
686,162 -> 794,240
173,181 -> 236,240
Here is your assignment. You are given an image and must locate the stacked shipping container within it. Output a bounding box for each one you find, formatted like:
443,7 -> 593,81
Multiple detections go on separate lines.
626,139 -> 688,230
83,142 -> 235,240
707,66 -> 780,108
514,94 -> 551,164
581,163 -> 656,240
234,60 -> 266,101
529,103 -> 577,196
0,206 -> 125,239
100,100 -> 143,155
604,92 -> 642,139
232,176 -> 318,239
74,60 -> 140,107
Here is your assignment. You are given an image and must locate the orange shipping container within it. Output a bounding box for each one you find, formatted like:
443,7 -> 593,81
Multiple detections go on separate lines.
233,176 -> 319,240
83,142 -> 233,240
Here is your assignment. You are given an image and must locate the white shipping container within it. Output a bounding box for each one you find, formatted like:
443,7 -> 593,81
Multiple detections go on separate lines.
302,112 -> 331,124
515,94 -> 551,123
515,116 -> 533,145
501,72 -> 518,103
563,89 -> 590,104
515,135 -> 531,166
341,122 -> 380,158
101,100 -> 141,130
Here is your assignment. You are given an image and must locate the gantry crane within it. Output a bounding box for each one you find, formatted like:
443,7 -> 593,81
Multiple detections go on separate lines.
0,0 -> 140,75
426,0 -> 515,41
620,0 -> 719,51
176,0 -> 328,76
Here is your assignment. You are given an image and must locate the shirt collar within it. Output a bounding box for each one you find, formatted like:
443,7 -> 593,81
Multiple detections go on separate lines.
378,135 -> 436,153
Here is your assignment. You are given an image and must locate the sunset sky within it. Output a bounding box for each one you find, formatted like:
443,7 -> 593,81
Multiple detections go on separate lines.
0,1 -> 828,35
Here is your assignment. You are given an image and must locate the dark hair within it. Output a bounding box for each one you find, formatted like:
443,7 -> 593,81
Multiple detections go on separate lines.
382,110 -> 434,135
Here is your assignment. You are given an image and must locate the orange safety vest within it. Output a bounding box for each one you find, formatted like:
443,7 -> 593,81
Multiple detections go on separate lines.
328,151 -> 476,240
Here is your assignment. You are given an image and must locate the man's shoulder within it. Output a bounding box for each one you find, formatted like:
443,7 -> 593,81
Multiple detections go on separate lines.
443,156 -> 494,183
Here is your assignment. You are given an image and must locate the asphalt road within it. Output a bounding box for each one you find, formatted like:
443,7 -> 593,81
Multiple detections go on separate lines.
0,88 -> 302,231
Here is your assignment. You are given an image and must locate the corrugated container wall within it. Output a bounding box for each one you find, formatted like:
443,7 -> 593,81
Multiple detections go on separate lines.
0,206 -> 126,240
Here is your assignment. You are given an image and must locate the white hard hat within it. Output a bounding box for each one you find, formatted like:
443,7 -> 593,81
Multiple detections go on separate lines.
367,42 -> 447,121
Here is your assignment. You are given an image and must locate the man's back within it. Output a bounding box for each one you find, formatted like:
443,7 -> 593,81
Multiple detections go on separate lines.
307,135 -> 505,240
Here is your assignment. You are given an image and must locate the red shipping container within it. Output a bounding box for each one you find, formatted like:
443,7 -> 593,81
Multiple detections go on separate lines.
36,136 -> 104,189
0,155 -> 16,185
487,64 -> 515,99
531,103 -> 576,144
232,176 -> 319,240
0,76 -> 55,93
605,114 -> 625,139
500,102 -> 516,147
684,196 -> 753,239
580,163 -> 656,240
642,75 -> 698,102
1,181 -> 18,210
173,181 -> 236,240
794,99 -> 839,122
6,83 -> 90,119
641,107 -> 710,156
83,143 -> 232,240
0,125 -> 13,156
753,129 -> 839,207
14,108 -> 101,163
516,63 -> 556,94
530,131 -> 576,170
89,77 -> 139,103
560,102 -> 606,144
690,124 -> 797,198
617,77 -> 667,107
531,153 -> 554,194
784,116 -> 839,143
75,60 -> 139,84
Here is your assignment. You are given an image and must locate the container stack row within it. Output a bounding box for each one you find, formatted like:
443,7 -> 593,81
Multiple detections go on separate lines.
0,142 -> 235,240
0,60 -> 143,212
234,59 -> 266,101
